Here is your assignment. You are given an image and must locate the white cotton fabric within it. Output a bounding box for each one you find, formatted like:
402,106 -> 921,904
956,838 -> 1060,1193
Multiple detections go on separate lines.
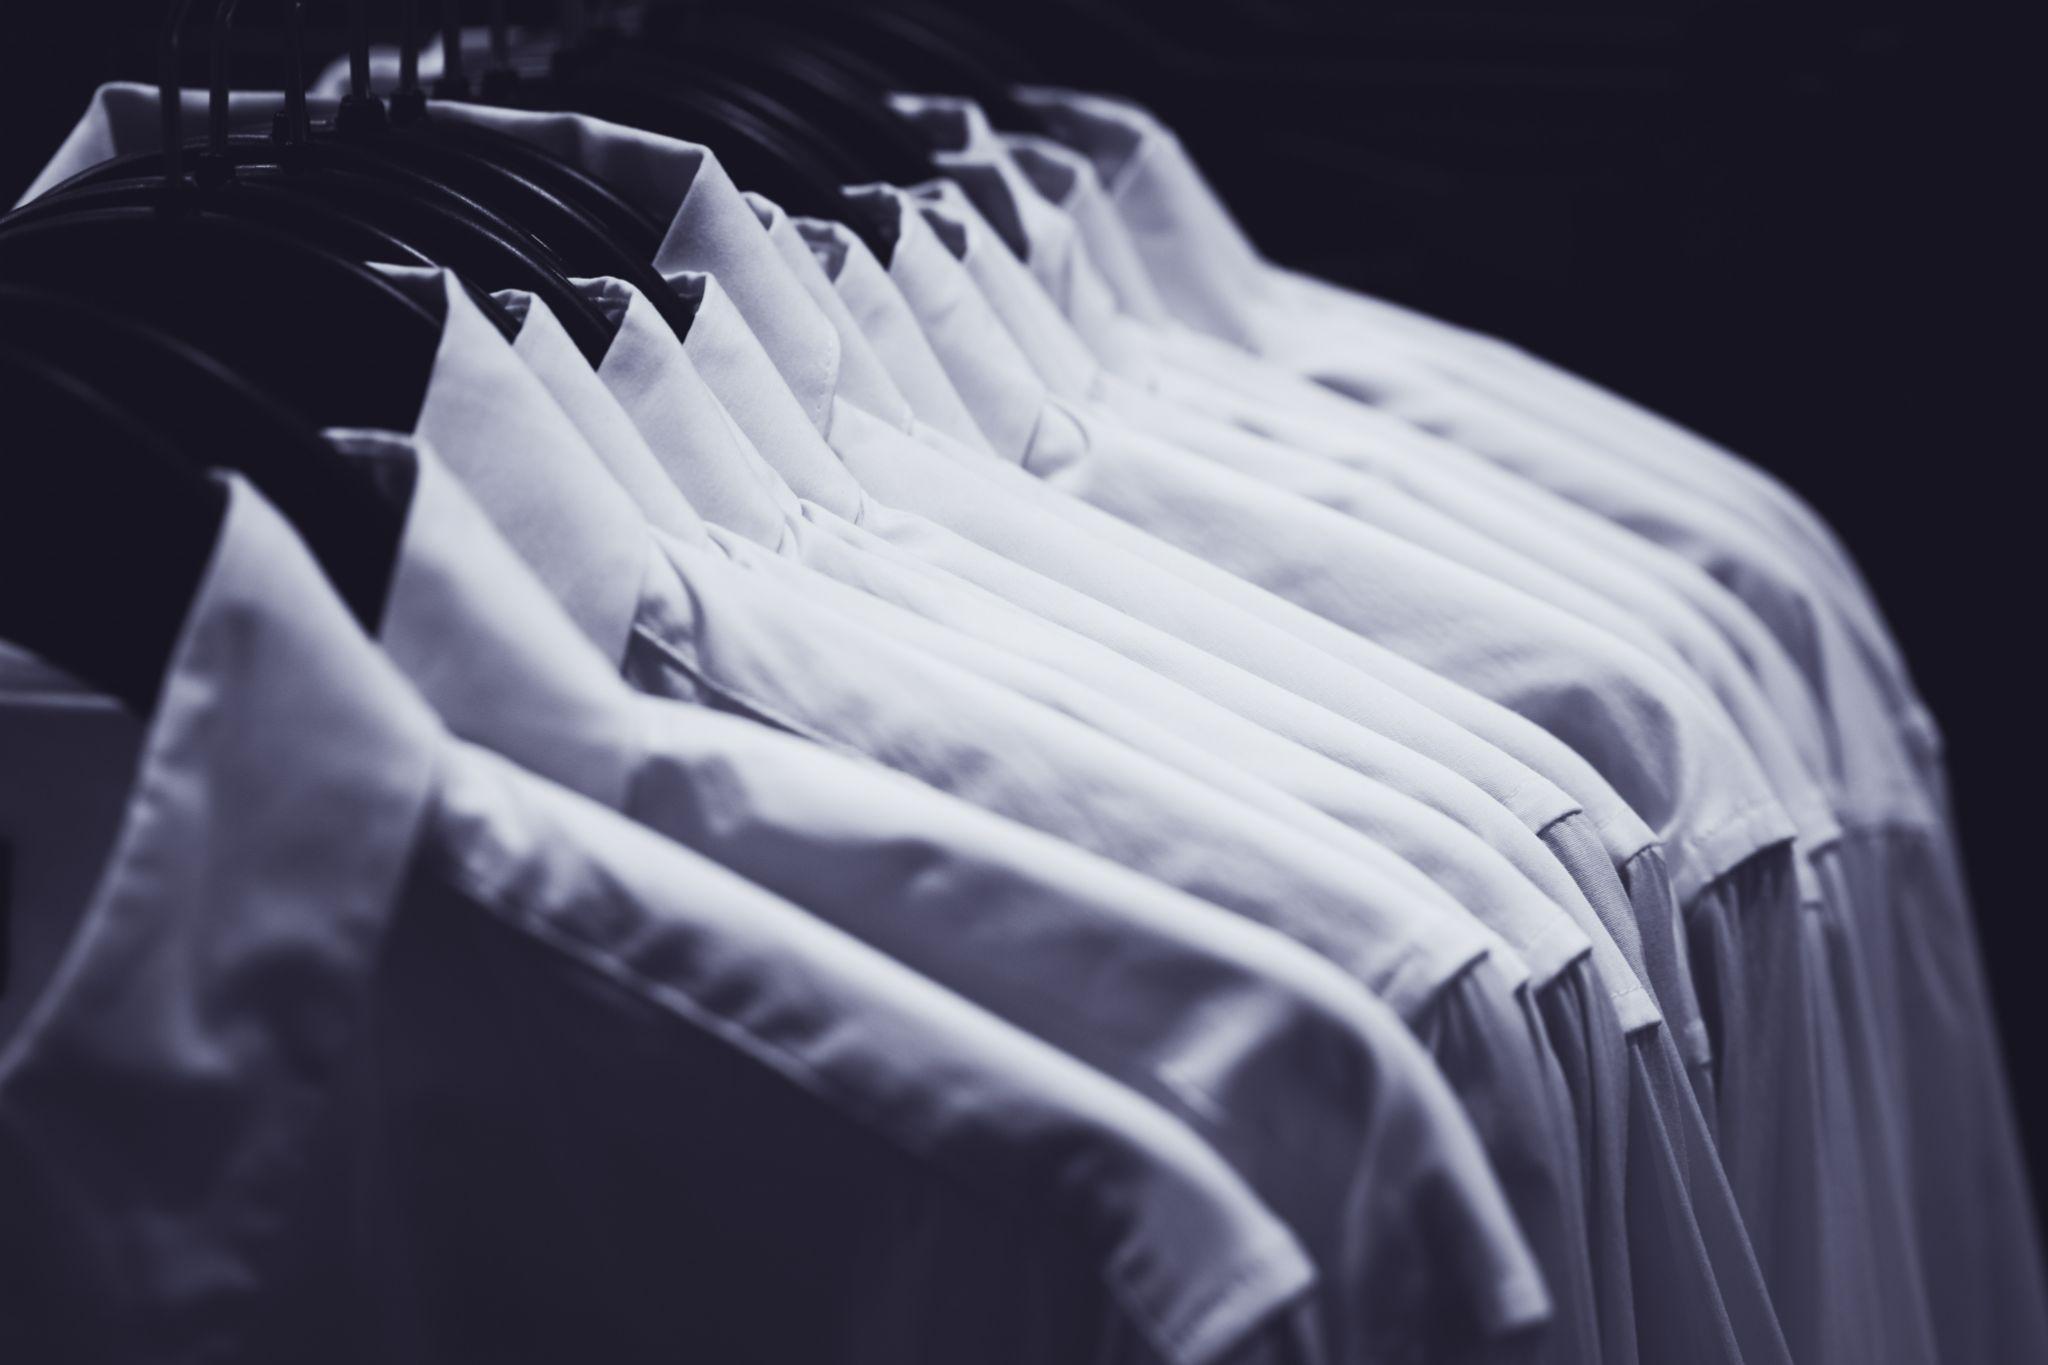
395,262 -> 1602,1363
336,424 -> 1552,1360
0,477 -> 1321,1365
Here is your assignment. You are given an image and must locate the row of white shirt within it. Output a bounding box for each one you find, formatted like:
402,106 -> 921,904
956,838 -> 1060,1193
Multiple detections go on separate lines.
2,80 -> 2041,1365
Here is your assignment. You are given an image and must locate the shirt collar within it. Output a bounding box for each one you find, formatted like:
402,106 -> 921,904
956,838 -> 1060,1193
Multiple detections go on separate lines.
587,275 -> 803,549
923,144 -> 1143,375
1013,87 -> 1271,349
494,285 -> 713,549
388,266 -> 653,667
743,192 -> 916,430
886,91 -> 1005,156
844,184 -> 1048,460
0,478 -> 441,1345
907,179 -> 1103,402
888,96 -> 1074,296
673,271 -> 867,522
1002,132 -> 1175,326
331,430 -> 645,813
648,146 -> 846,434
794,214 -> 995,454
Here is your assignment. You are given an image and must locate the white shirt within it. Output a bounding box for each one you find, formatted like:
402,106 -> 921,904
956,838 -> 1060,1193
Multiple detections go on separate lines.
1000,88 -> 1939,833
899,105 -> 1937,1365
860,185 -> 1726,1092
1266,263 -> 1938,785
0,478 -> 1319,1365
341,424 -> 1553,1360
871,143 -> 1808,1365
406,265 -> 1510,1021
580,295 -> 1790,1365
392,261 -> 1606,1364
571,268 -> 1603,999
903,182 -> 1802,911
792,213 -> 994,452
1005,85 -> 2017,1365
841,185 -> 1726,1116
911,124 -> 1842,872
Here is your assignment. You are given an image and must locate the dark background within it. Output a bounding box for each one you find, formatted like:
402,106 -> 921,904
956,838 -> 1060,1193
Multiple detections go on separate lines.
5,0 -> 2040,1212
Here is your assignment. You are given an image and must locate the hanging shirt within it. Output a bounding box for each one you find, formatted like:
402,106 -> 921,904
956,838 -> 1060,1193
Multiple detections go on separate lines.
1006,86 -> 1992,1365
438,109 -> 1634,988
904,182 -> 1801,912
380,263 -> 1605,1364
515,282 -> 1520,948
0,477 -> 1325,1365
1263,249 -> 1939,796
864,154 -> 1810,1365
1003,82 -> 1926,773
555,269 -> 1602,1010
26,76 -> 2034,1365
1092,348 -> 1938,1365
1004,86 -> 1948,846
791,214 -> 994,453
937,134 -> 1845,818
574,271 -> 1786,1365
540,189 -> 1761,1358
915,135 -> 1937,1325
1138,290 -> 1977,1310
983,240 -> 1940,1364
906,114 -> 1841,866
856,180 -> 1715,1077
889,120 -> 1941,1365
528,276 -> 1661,1365
330,424 -> 1552,1362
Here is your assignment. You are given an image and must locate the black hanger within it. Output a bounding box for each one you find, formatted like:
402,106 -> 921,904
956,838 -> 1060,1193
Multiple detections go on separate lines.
0,159 -> 446,428
0,284 -> 411,637
0,342 -> 226,717
14,163 -> 429,259
0,160 -> 446,430
529,15 -> 856,224
370,0 -> 703,345
260,0 -> 620,356
365,1 -> 648,280
763,0 -> 1049,134
27,0 -> 612,361
636,10 -> 935,186
426,1 -> 667,257
451,3 -> 892,264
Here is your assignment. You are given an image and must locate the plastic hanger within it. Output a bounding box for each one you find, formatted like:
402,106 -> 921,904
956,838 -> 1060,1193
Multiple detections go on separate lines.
635,9 -> 935,185
0,204 -> 448,433
0,3 -> 445,429
0,284 -> 411,636
426,1 -> 668,257
0,342 -> 226,717
528,10 -> 856,223
764,0 -> 1049,133
26,0 -> 612,360
450,2 -> 890,260
368,1 -> 652,280
376,0 -> 703,343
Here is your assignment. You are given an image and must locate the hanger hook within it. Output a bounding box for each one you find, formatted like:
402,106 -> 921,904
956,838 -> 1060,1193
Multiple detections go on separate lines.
436,0 -> 469,98
159,0 -> 200,199
392,0 -> 426,123
489,0 -> 510,72
283,0 -> 310,143
479,0 -> 517,101
208,0 -> 311,163
335,0 -> 387,134
206,0 -> 241,173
